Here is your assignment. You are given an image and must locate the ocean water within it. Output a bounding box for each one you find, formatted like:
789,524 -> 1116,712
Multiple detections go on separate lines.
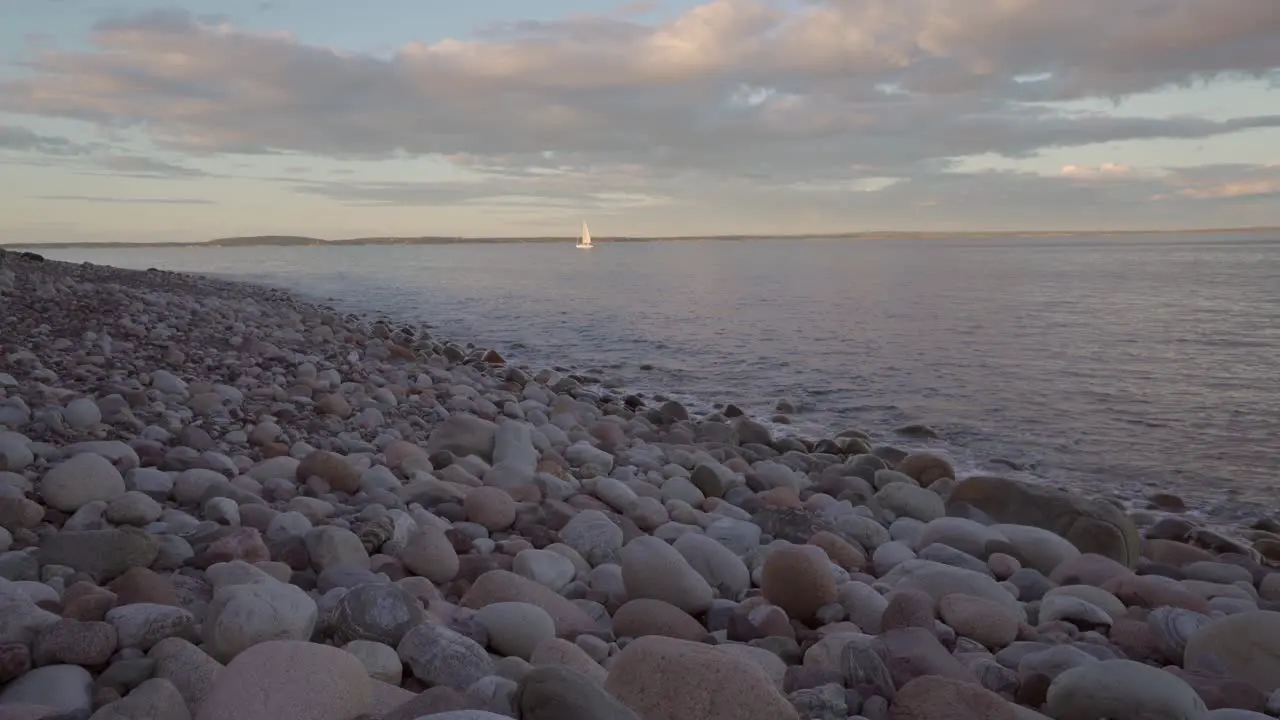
43,234 -> 1280,521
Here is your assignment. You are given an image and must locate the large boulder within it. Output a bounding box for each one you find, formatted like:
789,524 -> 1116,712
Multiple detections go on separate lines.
945,476 -> 1140,567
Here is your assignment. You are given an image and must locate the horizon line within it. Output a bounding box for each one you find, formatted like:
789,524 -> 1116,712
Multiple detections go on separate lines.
2,225 -> 1278,249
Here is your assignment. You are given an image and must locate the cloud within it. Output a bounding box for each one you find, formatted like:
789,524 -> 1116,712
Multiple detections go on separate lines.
1158,163 -> 1280,200
0,1 -> 1277,229
34,194 -> 215,204
1061,163 -> 1139,178
2,3 -> 1276,165
0,125 -> 94,155
1178,180 -> 1280,199
1058,163 -> 1171,182
94,154 -> 210,178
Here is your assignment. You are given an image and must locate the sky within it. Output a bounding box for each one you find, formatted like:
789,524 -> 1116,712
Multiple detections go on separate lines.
0,0 -> 1278,243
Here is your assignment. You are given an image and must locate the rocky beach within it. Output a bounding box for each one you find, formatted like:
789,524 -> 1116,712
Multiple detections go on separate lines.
0,247 -> 1278,720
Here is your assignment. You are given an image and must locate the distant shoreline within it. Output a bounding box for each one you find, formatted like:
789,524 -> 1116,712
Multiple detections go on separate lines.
3,225 -> 1277,249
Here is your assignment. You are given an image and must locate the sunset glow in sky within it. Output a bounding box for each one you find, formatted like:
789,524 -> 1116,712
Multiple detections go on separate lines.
1,0 -> 1278,242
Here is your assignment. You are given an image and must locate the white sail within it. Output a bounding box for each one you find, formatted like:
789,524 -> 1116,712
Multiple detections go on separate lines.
576,220 -> 593,248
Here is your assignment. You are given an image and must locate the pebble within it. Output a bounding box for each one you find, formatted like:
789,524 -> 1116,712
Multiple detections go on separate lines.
399,527 -> 459,583
38,453 -> 126,512
92,677 -> 191,720
1183,610 -> 1280,693
1044,658 -> 1208,720
605,636 -> 799,720
939,593 -> 1020,648
202,574 -> 318,662
516,665 -> 639,720
473,602 -> 557,660
0,664 -> 94,715
513,549 -> 578,592
194,640 -> 370,720
614,597 -> 707,641
396,622 -> 495,691
148,637 -> 223,712
890,675 -> 1019,719
462,570 -> 598,635
760,544 -> 838,621
329,582 -> 425,646
619,535 -> 714,614
529,638 -> 608,684
673,532 -> 751,598
343,639 -> 403,685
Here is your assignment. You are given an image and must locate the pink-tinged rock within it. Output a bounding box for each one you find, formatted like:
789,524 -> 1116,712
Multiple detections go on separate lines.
760,544 -> 837,622
613,598 -> 707,641
193,528 -> 270,569
939,594 -> 1020,649
889,675 -> 1019,720
877,627 -> 976,688
295,451 -> 360,494
464,487 -> 517,532
1100,573 -> 1211,614
460,571 -> 597,636
1048,554 -> 1133,587
605,636 -> 799,720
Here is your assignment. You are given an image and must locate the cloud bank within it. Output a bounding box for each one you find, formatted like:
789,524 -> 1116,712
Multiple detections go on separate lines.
2,0 -> 1279,228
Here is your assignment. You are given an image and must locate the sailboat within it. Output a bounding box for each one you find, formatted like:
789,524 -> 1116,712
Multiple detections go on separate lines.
576,220 -> 594,249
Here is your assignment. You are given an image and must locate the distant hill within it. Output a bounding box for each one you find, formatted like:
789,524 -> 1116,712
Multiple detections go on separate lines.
2,226 -> 1276,250
209,235 -> 323,246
